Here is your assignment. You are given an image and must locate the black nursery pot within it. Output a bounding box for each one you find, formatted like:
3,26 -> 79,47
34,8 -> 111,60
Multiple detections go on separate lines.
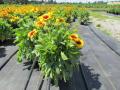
73,16 -> 77,22
66,17 -> 72,23
58,79 -> 72,90
0,39 -> 15,46
80,22 -> 85,25
50,78 -> 71,90
73,17 -> 76,22
34,60 -> 39,68
12,23 -> 19,29
58,79 -> 70,86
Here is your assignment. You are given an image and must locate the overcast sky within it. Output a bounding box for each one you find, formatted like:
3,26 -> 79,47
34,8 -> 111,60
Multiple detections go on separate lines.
56,0 -> 119,3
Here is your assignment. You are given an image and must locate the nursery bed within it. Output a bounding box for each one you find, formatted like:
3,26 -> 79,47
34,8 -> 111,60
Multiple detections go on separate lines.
0,44 -> 18,70
79,24 -> 120,90
1,23 -> 120,90
0,43 -> 87,90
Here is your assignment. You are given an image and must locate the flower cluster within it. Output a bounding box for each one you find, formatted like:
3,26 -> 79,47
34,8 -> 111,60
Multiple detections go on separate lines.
69,34 -> 84,48
10,16 -> 20,22
0,4 -> 88,85
28,29 -> 37,39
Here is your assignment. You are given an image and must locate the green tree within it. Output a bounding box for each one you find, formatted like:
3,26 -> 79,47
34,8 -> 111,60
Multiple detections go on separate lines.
15,0 -> 28,4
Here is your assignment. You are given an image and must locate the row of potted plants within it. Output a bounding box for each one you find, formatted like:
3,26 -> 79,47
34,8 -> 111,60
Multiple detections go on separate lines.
107,7 -> 120,15
0,4 -> 89,41
0,4 -> 89,85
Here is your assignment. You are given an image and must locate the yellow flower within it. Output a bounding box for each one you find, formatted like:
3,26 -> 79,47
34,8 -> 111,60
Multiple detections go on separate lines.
10,16 -> 19,22
48,11 -> 53,16
28,29 -> 37,39
38,16 -> 44,21
74,38 -> 84,48
41,13 -> 51,21
31,7 -> 39,12
69,34 -> 78,41
35,20 -> 46,27
69,34 -> 84,48
56,18 -> 65,23
1,11 -> 9,17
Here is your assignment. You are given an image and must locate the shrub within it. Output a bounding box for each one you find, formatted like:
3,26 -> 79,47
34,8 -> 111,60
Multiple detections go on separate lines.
0,18 -> 13,41
15,11 -> 84,85
0,5 -> 86,85
78,9 -> 90,25
107,6 -> 120,15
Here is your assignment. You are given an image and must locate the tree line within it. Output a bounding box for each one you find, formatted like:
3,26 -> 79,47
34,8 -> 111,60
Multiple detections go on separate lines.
0,0 -> 55,4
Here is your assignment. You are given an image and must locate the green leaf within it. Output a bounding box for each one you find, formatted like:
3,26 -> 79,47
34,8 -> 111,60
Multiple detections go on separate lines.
17,52 -> 22,63
60,42 -> 65,45
63,72 -> 67,82
61,52 -> 68,60
50,72 -> 53,78
56,68 -> 60,74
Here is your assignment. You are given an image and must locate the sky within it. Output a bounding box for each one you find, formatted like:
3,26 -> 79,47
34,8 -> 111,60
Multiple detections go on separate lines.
56,0 -> 120,3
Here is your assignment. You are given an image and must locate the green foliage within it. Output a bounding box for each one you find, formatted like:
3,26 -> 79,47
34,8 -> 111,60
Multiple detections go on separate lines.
78,10 -> 90,25
0,18 -> 13,41
0,5 -> 86,85
14,10 -> 82,85
107,7 -> 120,15
14,15 -> 36,62
34,22 -> 80,85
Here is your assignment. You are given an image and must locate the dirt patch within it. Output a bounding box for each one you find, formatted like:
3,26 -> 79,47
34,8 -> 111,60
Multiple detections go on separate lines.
91,15 -> 120,42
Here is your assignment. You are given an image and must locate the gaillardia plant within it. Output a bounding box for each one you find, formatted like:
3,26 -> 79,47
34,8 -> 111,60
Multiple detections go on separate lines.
0,5 -> 86,86
15,11 -> 84,85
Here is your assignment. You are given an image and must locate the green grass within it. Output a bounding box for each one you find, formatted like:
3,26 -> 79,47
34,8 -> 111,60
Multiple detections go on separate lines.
97,27 -> 112,36
90,11 -> 120,20
109,16 -> 120,20
90,11 -> 108,19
